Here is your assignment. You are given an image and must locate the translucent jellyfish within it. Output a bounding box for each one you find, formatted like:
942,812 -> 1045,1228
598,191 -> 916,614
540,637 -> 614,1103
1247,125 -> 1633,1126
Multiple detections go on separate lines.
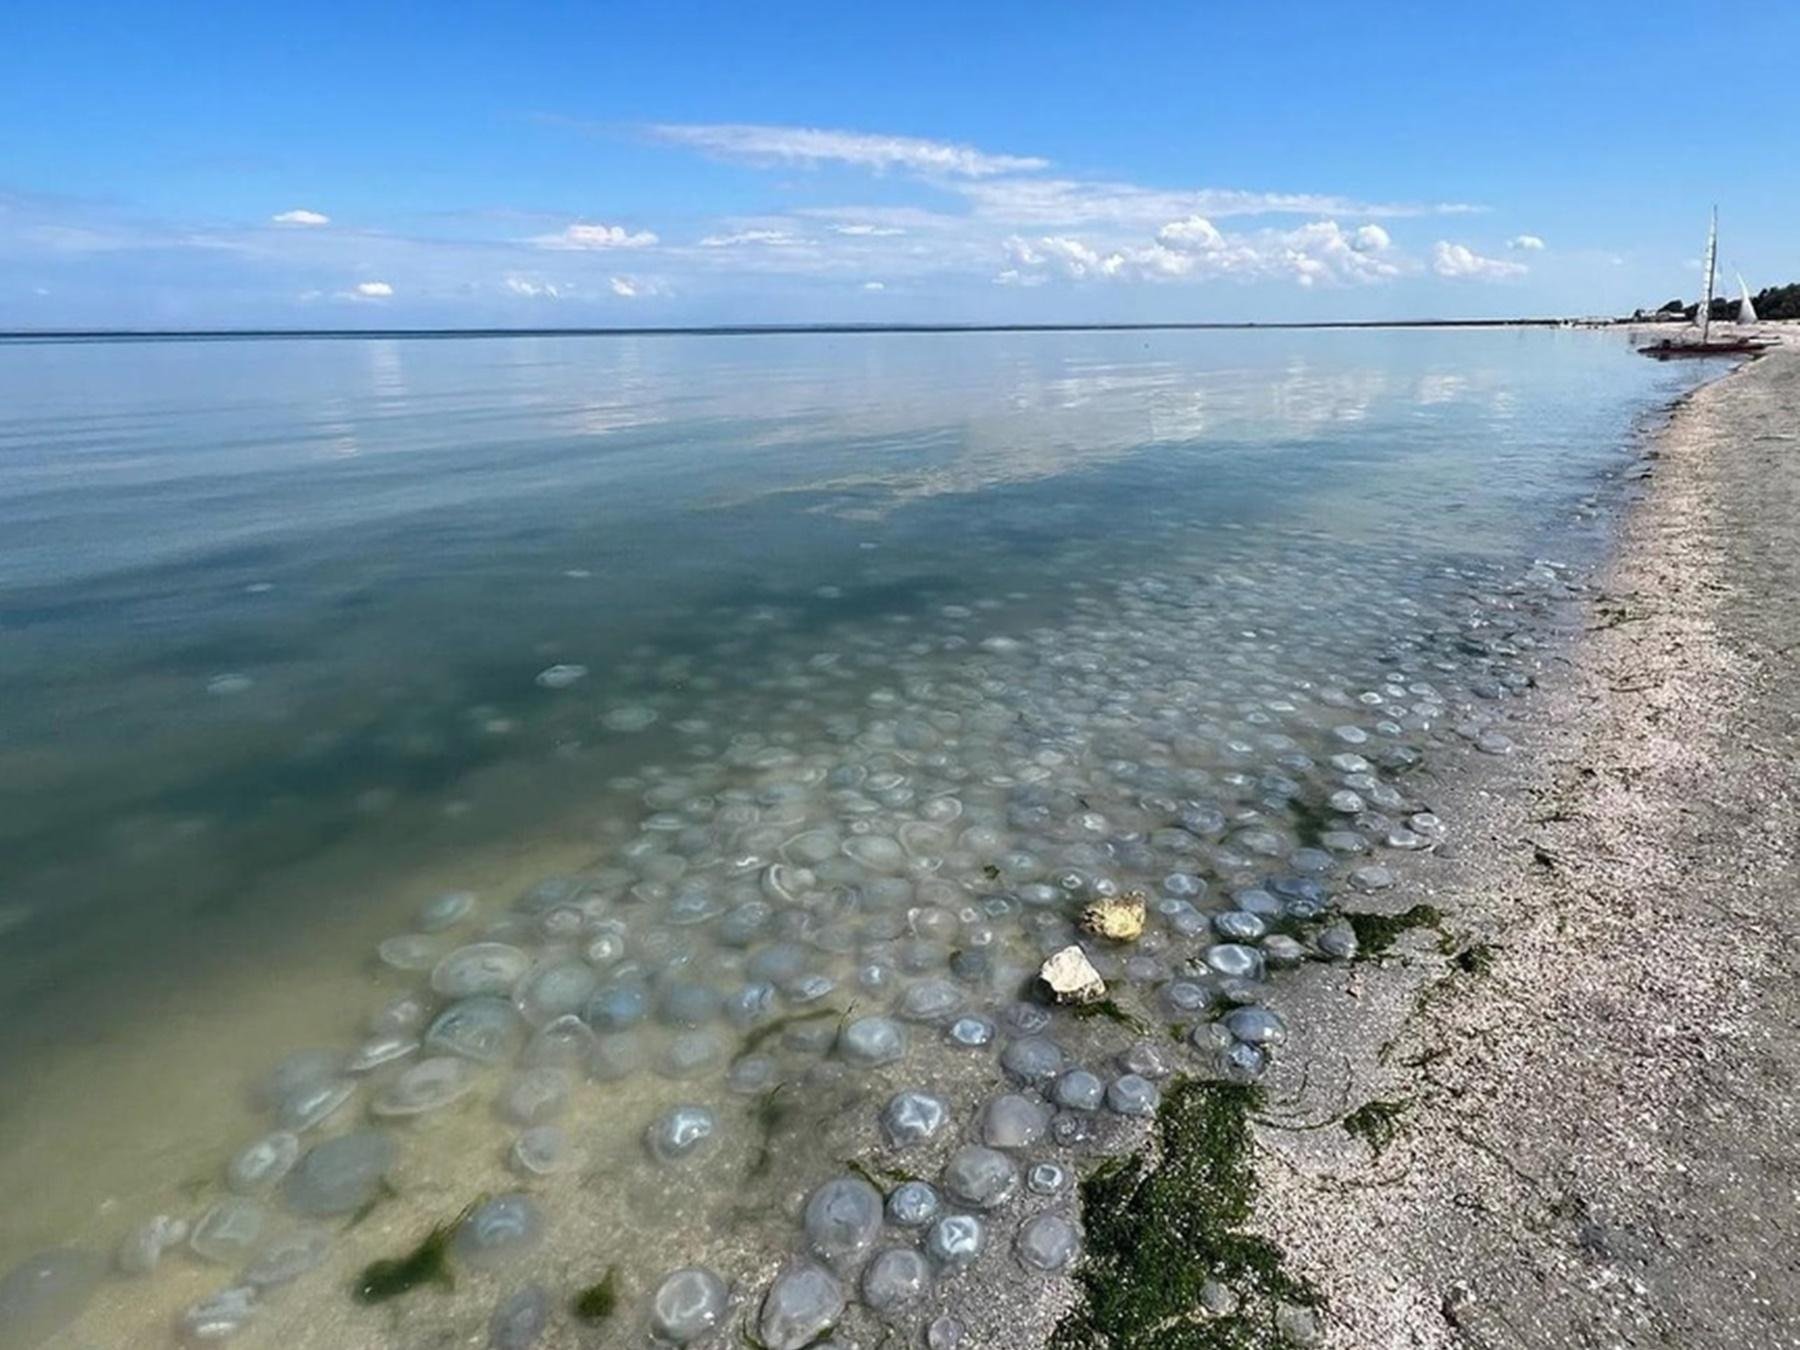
879,1090 -> 949,1148
452,1194 -> 544,1268
346,1033 -> 419,1074
758,1263 -> 844,1350
243,1227 -> 331,1287
942,1145 -> 1020,1209
650,1267 -> 728,1344
924,1213 -> 986,1271
256,1049 -> 346,1111
276,1077 -> 356,1132
424,996 -> 525,1064
498,1067 -> 570,1126
1052,1069 -> 1104,1112
372,1056 -> 479,1117
534,664 -> 587,689
885,1181 -> 940,1229
284,1130 -> 397,1216
1015,1213 -> 1081,1272
417,890 -> 476,932
601,704 -> 658,732
645,1105 -> 717,1164
999,1036 -> 1065,1085
1106,1074 -> 1161,1117
510,1125 -> 570,1177
432,943 -> 532,998
980,1094 -> 1048,1149
190,1198 -> 266,1264
513,962 -> 598,1027
836,1016 -> 905,1067
177,1285 -> 257,1344
115,1216 -> 188,1276
843,835 -> 906,874
802,1177 -> 882,1270
227,1131 -> 301,1195
376,935 -> 442,972
1223,1007 -> 1289,1046
490,1286 -> 551,1350
861,1248 -> 931,1314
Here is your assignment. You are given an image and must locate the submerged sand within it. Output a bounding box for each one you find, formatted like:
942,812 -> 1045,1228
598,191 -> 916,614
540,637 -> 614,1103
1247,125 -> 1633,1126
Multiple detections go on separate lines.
1255,340 -> 1800,1347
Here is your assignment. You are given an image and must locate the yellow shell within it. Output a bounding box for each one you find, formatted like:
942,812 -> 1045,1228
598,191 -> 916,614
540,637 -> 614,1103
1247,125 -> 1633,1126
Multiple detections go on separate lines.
1079,890 -> 1146,942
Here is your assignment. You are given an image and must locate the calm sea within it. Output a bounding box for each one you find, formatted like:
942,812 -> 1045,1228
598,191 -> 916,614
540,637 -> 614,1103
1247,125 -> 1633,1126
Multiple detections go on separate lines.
0,329 -> 1713,1343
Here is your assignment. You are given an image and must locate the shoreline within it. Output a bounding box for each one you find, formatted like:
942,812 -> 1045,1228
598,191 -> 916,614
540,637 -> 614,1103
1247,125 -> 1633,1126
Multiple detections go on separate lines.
1251,345 -> 1800,1346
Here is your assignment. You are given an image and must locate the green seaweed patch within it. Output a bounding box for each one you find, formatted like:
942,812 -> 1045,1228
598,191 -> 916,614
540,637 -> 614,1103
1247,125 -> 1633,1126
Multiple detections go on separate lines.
844,1157 -> 922,1189
1286,796 -> 1333,850
1052,1079 -> 1321,1349
353,1200 -> 474,1304
1448,941 -> 1496,975
1342,1100 -> 1409,1157
571,1267 -> 619,1323
737,1006 -> 840,1058
1343,904 -> 1442,958
1071,997 -> 1152,1036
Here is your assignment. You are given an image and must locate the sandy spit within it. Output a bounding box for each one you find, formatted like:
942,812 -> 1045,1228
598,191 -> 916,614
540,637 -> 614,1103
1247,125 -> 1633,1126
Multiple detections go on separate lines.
1253,343 -> 1800,1348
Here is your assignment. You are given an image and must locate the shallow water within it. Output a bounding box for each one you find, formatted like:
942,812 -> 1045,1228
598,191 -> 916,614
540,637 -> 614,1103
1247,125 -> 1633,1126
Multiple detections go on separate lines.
0,330 -> 1714,1345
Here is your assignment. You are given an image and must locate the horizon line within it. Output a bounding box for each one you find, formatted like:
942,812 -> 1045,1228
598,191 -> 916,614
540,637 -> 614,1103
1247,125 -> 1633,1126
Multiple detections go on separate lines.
0,317 -> 1588,345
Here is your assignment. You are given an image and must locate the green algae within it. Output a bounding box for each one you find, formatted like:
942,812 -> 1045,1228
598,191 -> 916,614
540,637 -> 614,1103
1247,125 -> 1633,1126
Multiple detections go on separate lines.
1052,1079 -> 1320,1349
1342,904 -> 1442,958
1342,1099 -> 1409,1157
747,1084 -> 796,1179
353,1201 -> 474,1303
1071,997 -> 1153,1036
737,1006 -> 841,1058
571,1266 -> 618,1323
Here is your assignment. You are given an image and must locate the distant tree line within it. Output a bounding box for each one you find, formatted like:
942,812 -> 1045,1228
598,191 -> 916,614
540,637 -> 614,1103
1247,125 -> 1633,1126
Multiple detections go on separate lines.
1643,283 -> 1800,321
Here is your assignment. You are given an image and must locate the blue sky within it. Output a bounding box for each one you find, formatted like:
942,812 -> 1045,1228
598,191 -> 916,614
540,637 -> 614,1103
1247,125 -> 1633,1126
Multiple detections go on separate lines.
2,2 -> 1794,327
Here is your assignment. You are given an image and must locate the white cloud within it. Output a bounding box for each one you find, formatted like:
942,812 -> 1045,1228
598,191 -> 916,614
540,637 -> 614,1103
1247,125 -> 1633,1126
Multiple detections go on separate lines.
698,228 -> 801,248
833,223 -> 907,237
648,123 -> 1049,178
1157,215 -> 1224,250
504,275 -> 560,298
531,222 -> 658,251
1508,234 -> 1546,251
862,280 -> 886,291
960,178 -> 1481,227
354,280 -> 393,297
1004,218 -> 1403,288
271,209 -> 330,227
608,275 -> 670,299
1432,241 -> 1527,279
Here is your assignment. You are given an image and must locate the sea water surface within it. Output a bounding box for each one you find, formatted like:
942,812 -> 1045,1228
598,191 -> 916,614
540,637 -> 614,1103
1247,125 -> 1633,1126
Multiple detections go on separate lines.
0,330 -> 1711,1345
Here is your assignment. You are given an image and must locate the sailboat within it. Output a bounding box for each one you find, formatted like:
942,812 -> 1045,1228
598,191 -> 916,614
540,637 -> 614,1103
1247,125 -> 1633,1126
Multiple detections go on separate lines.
1639,208 -> 1769,358
1737,273 -> 1758,325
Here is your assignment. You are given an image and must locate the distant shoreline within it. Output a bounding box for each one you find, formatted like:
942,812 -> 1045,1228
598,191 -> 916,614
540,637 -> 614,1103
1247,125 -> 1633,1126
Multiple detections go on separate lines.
0,317 -> 1587,345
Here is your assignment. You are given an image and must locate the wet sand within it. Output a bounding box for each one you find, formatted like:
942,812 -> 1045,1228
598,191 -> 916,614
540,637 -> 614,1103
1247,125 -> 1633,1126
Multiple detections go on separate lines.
1255,339 -> 1800,1347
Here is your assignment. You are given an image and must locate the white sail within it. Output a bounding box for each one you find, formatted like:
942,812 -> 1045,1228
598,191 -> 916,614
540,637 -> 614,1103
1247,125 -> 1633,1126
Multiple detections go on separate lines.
1699,206 -> 1718,342
1737,273 -> 1758,325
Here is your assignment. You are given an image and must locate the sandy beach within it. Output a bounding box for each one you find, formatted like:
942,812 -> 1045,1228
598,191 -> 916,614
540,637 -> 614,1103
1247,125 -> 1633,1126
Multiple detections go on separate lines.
1254,338 -> 1800,1348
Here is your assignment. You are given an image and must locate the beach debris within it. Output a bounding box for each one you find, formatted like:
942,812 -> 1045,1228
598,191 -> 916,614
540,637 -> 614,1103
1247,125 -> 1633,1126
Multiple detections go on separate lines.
1038,944 -> 1106,1004
1080,889 -> 1147,941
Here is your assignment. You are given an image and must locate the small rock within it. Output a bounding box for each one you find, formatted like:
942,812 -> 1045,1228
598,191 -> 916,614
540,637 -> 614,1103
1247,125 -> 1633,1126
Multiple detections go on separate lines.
1038,945 -> 1105,1004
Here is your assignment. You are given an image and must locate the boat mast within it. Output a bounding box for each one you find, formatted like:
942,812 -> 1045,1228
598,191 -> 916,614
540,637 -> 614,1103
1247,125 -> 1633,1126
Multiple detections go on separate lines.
1700,205 -> 1718,344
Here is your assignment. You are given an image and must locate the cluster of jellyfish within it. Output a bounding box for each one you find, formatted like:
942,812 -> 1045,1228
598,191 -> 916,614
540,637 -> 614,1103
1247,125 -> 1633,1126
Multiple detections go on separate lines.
0,535 -> 1570,1348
